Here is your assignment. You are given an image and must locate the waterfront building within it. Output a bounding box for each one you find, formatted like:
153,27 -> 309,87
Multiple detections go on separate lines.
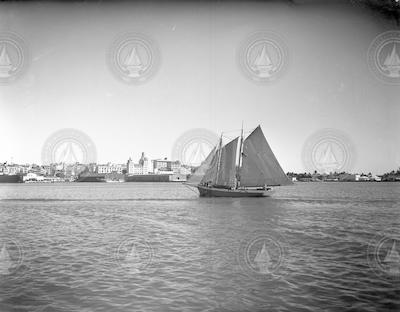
20,165 -> 30,174
374,175 -> 382,182
127,153 -> 151,175
152,158 -> 181,173
23,172 -> 44,182
127,158 -> 134,174
97,163 -> 124,174
110,163 -> 124,174
154,168 -> 174,175
97,164 -> 112,174
355,174 -> 370,182
138,152 -> 150,174
4,165 -> 19,175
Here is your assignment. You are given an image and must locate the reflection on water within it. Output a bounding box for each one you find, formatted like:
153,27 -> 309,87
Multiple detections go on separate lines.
0,182 -> 399,311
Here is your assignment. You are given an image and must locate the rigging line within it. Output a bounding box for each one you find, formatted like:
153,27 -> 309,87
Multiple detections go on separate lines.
183,183 -> 199,195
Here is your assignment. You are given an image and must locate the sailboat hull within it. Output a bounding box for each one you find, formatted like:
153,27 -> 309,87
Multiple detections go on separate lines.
197,185 -> 273,197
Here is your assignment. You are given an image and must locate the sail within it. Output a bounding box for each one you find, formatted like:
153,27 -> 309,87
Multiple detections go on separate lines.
186,146 -> 216,186
215,137 -> 239,188
240,126 -> 292,187
200,147 -> 220,185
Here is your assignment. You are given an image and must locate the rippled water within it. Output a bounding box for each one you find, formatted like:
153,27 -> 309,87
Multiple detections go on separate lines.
0,182 -> 399,312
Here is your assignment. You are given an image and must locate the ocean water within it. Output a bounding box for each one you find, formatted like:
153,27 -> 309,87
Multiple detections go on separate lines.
0,182 -> 399,312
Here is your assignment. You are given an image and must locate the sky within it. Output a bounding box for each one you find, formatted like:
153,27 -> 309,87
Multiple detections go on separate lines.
0,1 -> 399,175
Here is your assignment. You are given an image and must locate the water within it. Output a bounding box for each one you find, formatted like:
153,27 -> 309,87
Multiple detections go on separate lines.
0,182 -> 399,312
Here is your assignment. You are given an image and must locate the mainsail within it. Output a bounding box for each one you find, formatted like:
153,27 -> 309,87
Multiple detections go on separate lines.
240,126 -> 292,187
186,146 -> 216,186
215,137 -> 239,188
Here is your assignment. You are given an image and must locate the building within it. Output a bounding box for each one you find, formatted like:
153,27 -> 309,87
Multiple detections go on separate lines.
97,163 -> 124,174
110,163 -> 124,174
355,174 -> 370,182
127,158 -> 134,174
23,173 -> 44,182
373,176 -> 382,182
152,158 -> 181,174
97,164 -> 112,174
127,153 -> 151,175
3,165 -> 19,175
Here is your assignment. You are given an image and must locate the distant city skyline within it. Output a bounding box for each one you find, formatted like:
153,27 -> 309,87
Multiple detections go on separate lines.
0,1 -> 399,175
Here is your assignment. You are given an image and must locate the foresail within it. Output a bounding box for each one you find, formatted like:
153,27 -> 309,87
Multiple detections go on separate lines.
200,148 -> 219,185
186,147 -> 216,186
215,137 -> 239,188
240,126 -> 292,187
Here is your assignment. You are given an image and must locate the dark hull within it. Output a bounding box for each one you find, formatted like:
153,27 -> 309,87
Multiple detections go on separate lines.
197,185 -> 273,197
125,174 -> 170,182
76,176 -> 106,182
0,175 -> 21,183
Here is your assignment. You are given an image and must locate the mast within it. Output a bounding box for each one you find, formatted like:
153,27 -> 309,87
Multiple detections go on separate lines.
214,134 -> 223,185
236,121 -> 244,188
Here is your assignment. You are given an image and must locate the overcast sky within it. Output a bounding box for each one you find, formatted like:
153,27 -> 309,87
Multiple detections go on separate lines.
0,1 -> 398,174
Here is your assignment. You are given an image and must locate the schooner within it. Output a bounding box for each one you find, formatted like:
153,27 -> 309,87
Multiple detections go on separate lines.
186,125 -> 292,197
